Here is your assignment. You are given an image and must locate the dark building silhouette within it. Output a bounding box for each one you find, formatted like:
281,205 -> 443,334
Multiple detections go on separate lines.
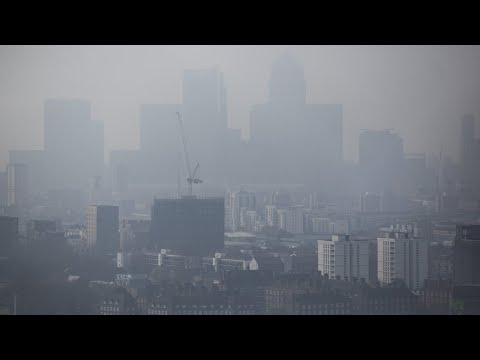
0,216 -> 18,257
86,205 -> 119,255
453,224 -> 480,285
150,197 -> 224,256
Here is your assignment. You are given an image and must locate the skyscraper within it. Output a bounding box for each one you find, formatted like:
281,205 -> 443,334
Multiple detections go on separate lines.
150,197 -> 224,256
182,67 -> 228,183
7,163 -> 28,207
85,205 -> 119,255
358,129 -> 404,194
44,99 -> 104,189
249,51 -> 343,187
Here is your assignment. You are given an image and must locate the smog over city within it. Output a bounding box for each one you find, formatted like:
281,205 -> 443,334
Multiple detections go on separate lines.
1,45 -> 480,315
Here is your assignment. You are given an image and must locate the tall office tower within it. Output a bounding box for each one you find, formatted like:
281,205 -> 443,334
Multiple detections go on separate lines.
113,164 -> 129,196
7,163 -> 28,207
318,235 -> 370,282
150,197 -> 224,256
138,104 -> 183,184
44,99 -> 104,189
404,153 -> 429,195
377,229 -> 428,290
453,224 -> 480,285
459,114 -> 480,197
182,67 -> 228,183
225,190 -> 256,232
358,129 -> 404,194
249,51 -> 343,187
85,205 -> 119,255
0,216 -> 18,257
0,171 -> 7,207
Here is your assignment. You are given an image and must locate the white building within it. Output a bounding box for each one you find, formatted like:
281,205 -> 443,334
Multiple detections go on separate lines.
265,205 -> 278,227
330,219 -> 349,235
277,209 -> 287,230
318,235 -> 370,282
225,190 -> 256,231
377,229 -> 428,290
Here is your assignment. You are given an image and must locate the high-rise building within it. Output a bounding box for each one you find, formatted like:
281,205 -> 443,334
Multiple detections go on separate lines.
150,197 -> 224,256
0,216 -> 18,257
459,114 -> 480,198
248,51 -> 343,187
0,171 -> 7,207
113,164 -> 129,196
377,229 -> 428,290
284,206 -> 304,234
358,129 -> 404,194
7,163 -> 28,207
44,99 -> 104,189
183,67 -> 228,183
85,205 -> 119,255
225,190 -> 256,232
138,104 -> 183,184
453,224 -> 480,285
318,235 -> 370,282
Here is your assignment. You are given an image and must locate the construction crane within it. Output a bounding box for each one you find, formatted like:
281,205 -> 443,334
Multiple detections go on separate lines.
176,112 -> 202,196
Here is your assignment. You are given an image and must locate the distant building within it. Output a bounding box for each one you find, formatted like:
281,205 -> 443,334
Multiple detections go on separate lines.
418,279 -> 452,315
97,287 -> 136,315
265,205 -> 278,227
0,172 -> 6,207
353,286 -> 419,315
0,216 -> 18,257
249,51 -> 343,187
377,229 -> 428,290
285,206 -> 304,234
360,192 -> 382,213
358,129 -> 404,195
43,99 -> 104,190
150,197 -> 224,256
7,163 -> 28,207
85,205 -> 119,255
225,190 -> 256,231
453,224 -> 480,285
318,235 -> 370,282
26,220 -> 62,246
249,255 -> 284,273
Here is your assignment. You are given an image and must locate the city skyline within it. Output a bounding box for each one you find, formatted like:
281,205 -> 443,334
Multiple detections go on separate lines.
1,45 -> 480,169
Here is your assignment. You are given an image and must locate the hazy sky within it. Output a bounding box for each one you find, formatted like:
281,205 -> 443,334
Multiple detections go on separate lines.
1,45 -> 479,169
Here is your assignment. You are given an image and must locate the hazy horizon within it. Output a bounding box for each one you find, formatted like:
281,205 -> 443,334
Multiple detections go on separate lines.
1,45 -> 479,169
